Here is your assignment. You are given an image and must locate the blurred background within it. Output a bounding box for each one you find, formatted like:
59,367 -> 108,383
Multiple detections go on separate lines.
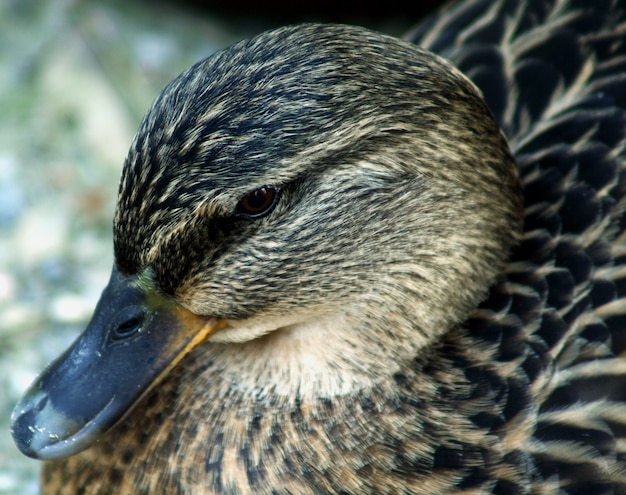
0,0 -> 442,492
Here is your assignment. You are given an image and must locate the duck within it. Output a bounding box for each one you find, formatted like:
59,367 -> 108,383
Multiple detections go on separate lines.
10,0 -> 626,493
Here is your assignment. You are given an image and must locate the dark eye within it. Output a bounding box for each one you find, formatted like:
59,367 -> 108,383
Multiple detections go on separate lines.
236,186 -> 279,218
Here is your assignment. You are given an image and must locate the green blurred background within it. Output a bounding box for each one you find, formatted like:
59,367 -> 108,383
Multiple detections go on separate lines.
0,1 -> 440,492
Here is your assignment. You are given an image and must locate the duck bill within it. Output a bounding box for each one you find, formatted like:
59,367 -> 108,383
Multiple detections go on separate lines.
10,267 -> 224,460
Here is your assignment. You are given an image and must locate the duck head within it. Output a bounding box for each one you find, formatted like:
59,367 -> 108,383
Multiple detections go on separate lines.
11,23 -> 522,460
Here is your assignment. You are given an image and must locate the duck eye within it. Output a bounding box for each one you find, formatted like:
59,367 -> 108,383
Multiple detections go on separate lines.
236,186 -> 279,218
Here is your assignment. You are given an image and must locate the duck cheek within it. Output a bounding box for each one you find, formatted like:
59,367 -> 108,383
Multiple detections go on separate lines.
10,267 -> 225,461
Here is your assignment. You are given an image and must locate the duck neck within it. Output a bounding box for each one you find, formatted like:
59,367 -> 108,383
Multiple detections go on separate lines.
204,304 -> 441,403
161,325 -> 503,492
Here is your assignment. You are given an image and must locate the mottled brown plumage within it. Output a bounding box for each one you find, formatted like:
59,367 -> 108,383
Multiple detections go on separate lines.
11,0 -> 626,493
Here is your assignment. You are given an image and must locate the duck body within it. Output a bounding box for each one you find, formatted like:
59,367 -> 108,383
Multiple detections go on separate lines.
11,0 -> 626,494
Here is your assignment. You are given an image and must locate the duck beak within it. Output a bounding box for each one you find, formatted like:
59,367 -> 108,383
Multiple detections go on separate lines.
10,267 -> 224,460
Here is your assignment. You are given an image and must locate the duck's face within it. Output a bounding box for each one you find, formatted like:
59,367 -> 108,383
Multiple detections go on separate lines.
11,24 -> 522,461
